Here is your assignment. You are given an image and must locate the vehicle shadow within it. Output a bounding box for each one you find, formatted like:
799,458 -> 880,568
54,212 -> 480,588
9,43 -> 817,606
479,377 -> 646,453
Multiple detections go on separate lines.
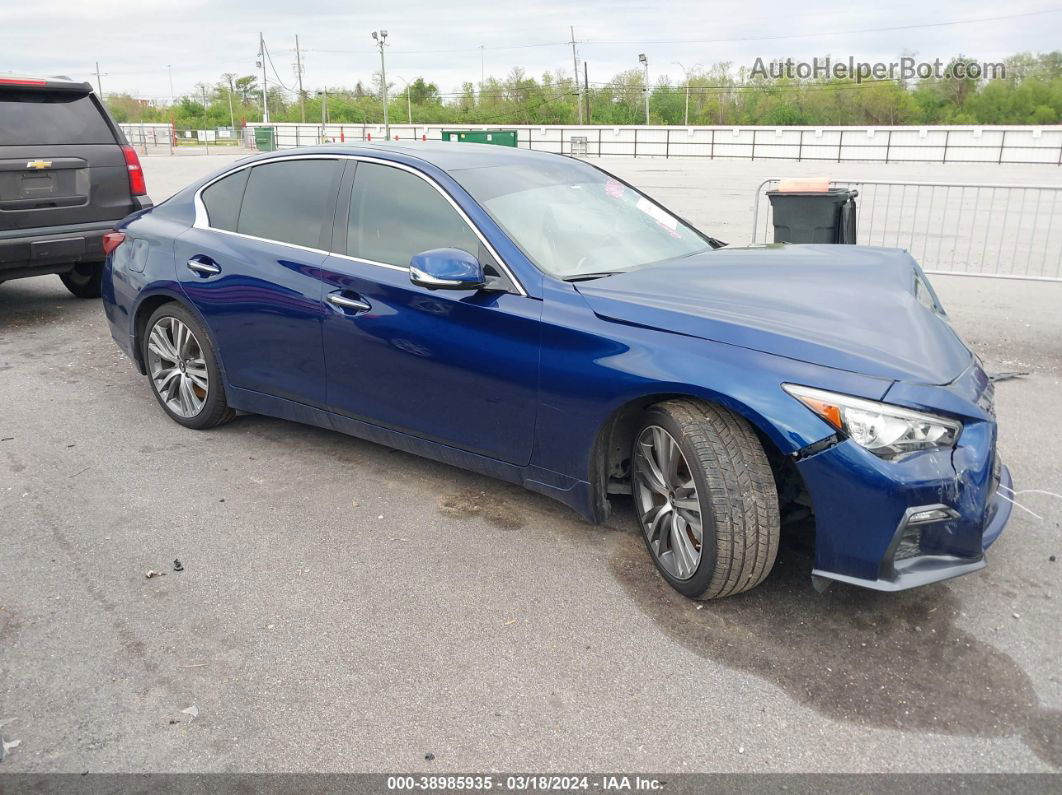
608,508 -> 1061,769
213,413 -> 1059,768
0,278 -> 83,333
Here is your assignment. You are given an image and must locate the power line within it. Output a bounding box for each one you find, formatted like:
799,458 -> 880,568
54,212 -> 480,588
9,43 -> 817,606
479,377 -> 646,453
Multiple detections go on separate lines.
262,39 -> 299,93
295,9 -> 1059,57
301,40 -> 569,56
577,8 -> 1062,46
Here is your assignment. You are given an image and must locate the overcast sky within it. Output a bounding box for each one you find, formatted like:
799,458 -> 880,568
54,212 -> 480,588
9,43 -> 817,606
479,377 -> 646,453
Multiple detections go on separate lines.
3,0 -> 1061,101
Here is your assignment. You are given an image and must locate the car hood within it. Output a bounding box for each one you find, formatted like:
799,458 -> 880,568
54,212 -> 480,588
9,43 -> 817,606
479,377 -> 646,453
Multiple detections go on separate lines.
574,244 -> 972,385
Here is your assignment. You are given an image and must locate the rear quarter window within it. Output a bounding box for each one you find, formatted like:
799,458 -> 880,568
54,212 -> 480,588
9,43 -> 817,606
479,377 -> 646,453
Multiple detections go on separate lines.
201,168 -> 250,232
0,90 -> 116,145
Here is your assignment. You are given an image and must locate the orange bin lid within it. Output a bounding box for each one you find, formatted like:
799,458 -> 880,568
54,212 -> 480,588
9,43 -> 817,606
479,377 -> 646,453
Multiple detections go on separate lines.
776,178 -> 830,193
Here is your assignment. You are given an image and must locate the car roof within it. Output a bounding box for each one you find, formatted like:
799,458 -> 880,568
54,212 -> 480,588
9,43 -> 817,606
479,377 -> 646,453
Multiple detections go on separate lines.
271,140 -> 567,173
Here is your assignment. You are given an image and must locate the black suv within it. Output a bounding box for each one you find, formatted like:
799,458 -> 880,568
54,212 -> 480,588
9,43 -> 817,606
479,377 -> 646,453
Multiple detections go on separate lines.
0,75 -> 152,297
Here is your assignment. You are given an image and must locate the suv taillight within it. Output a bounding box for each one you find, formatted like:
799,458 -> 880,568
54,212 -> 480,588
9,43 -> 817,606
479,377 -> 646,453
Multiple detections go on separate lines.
103,231 -> 126,256
121,145 -> 147,196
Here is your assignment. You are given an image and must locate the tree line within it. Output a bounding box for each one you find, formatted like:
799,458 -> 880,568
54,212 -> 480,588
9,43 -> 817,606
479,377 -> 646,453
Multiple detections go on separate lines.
104,51 -> 1062,129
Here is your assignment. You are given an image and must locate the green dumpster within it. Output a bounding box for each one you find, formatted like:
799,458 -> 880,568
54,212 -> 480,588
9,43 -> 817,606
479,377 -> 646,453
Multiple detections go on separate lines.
254,126 -> 277,152
441,129 -> 518,147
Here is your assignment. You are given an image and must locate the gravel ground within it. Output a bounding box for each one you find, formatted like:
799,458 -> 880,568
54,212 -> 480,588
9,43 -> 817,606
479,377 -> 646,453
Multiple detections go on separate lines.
0,153 -> 1059,773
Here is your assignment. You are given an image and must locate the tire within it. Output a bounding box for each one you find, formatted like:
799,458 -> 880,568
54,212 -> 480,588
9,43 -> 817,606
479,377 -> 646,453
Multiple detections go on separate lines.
631,399 -> 780,599
59,262 -> 103,298
142,303 -> 235,430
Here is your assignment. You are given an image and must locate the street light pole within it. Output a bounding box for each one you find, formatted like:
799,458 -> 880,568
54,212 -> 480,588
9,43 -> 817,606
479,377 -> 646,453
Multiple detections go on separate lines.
319,88 -> 328,126
372,30 -> 389,140
638,53 -> 650,125
673,62 -> 702,126
570,26 -> 582,125
394,76 -> 413,125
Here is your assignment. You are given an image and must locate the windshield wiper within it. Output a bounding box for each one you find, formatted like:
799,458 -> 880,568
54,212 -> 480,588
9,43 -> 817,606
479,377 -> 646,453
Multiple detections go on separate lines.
561,271 -> 622,282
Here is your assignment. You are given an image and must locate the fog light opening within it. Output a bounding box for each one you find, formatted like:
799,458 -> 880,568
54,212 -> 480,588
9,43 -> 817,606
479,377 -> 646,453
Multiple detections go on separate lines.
894,526 -> 923,561
907,506 -> 959,526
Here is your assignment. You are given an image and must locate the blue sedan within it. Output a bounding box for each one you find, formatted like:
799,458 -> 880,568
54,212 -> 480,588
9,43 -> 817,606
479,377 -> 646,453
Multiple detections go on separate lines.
101,143 -> 1011,599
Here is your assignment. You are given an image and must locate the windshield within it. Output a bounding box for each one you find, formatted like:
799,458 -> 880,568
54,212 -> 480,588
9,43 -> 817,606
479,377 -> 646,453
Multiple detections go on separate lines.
450,158 -> 712,279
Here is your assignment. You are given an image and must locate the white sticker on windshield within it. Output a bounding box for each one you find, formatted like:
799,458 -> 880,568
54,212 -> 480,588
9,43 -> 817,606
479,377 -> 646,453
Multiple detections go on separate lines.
635,197 -> 678,231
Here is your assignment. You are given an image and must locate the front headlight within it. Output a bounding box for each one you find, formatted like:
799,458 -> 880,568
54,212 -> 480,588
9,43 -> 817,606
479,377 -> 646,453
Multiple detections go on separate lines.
783,384 -> 962,459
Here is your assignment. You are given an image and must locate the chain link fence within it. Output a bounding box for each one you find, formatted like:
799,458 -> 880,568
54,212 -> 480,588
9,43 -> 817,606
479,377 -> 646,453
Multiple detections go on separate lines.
752,179 -> 1062,281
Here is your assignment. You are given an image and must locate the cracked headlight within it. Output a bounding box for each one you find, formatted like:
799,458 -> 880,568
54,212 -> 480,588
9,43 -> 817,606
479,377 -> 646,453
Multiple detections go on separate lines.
783,384 -> 962,459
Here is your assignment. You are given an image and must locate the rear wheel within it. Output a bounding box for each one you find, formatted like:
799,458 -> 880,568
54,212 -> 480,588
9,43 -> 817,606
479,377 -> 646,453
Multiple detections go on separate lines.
631,399 -> 780,599
142,304 -> 234,430
59,262 -> 103,298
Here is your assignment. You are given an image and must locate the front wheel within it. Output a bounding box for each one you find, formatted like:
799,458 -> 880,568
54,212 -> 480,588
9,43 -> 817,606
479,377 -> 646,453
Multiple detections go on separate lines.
59,262 -> 103,298
142,303 -> 235,429
631,399 -> 780,599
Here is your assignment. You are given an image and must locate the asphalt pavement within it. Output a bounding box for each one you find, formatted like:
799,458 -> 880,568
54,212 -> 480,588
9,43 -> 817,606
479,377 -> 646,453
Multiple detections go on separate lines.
0,154 -> 1059,773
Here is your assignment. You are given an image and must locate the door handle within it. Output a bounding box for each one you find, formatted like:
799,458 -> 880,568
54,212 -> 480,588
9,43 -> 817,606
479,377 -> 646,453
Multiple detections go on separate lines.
187,257 -> 221,276
327,293 -> 371,312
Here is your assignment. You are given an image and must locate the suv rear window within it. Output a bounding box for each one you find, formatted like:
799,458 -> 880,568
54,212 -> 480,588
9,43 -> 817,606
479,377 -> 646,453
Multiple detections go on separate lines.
0,90 -> 116,145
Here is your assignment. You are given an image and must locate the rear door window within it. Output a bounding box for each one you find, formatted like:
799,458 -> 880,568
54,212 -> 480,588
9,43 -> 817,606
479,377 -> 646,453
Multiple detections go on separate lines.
347,162 -> 479,267
237,159 -> 342,249
201,168 -> 249,232
0,90 -> 115,145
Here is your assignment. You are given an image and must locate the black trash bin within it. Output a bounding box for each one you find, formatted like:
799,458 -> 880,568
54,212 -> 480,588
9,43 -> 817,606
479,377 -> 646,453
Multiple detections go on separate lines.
767,188 -> 858,244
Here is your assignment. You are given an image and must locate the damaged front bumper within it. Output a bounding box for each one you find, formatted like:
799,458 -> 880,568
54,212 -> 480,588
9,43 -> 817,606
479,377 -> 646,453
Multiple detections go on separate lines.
794,362 -> 1011,592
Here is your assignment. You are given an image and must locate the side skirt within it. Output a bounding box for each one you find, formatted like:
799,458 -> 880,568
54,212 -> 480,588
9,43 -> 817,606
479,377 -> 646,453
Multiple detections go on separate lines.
225,386 -> 596,521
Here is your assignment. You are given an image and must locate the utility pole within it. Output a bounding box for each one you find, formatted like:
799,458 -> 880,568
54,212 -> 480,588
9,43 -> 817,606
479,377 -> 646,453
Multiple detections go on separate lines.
638,53 -> 650,125
319,88 -> 328,125
570,27 -> 582,125
94,62 -> 103,99
226,74 -> 236,130
585,64 -> 592,123
167,64 -> 174,105
295,35 -> 306,123
480,45 -> 485,89
258,32 -> 269,123
371,30 -> 389,140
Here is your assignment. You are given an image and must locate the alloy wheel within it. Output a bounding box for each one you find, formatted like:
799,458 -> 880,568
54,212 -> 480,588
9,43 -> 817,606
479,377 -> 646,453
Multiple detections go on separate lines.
146,316 -> 209,418
633,425 -> 704,580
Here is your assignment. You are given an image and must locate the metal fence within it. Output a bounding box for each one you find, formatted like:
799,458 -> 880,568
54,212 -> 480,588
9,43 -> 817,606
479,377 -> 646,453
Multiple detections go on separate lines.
119,123 -> 254,155
752,179 -> 1062,281
244,123 -> 1062,165
122,122 -> 1062,163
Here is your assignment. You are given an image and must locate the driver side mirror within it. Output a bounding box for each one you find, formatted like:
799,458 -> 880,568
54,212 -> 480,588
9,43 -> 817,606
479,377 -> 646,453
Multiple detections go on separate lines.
409,248 -> 486,291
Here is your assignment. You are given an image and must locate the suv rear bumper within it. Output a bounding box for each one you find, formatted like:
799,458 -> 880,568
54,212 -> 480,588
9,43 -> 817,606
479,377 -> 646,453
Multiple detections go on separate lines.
0,205 -> 152,280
